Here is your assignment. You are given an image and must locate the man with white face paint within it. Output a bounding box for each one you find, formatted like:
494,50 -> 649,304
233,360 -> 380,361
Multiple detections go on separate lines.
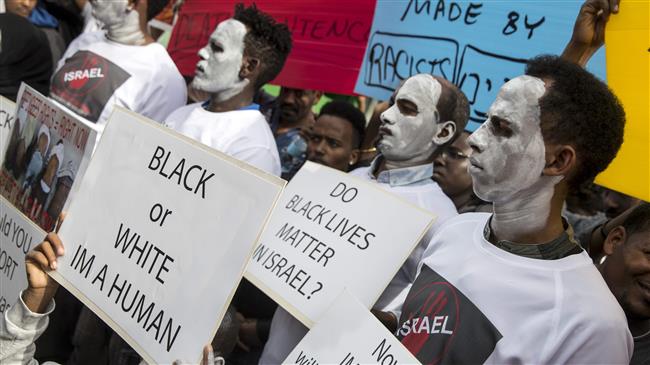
396,55 -> 631,364
259,74 -> 466,364
164,4 -> 292,176
49,0 -> 186,130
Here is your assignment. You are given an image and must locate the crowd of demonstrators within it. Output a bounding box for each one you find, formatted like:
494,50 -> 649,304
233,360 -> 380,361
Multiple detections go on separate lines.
1,0 -> 649,364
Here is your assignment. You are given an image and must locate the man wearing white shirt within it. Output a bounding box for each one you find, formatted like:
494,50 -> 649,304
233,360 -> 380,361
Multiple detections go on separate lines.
49,0 -> 186,128
259,74 -> 467,364
164,4 -> 292,176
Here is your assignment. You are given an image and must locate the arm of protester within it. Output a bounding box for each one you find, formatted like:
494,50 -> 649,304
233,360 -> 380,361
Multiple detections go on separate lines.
0,233 -> 64,365
562,0 -> 620,67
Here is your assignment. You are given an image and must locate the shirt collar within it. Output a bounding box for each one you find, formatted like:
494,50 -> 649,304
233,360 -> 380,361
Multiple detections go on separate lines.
366,156 -> 434,187
483,216 -> 582,260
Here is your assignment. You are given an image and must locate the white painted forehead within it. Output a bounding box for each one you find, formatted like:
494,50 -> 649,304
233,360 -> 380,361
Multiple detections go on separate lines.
396,74 -> 442,111
211,18 -> 247,41
499,75 -> 546,103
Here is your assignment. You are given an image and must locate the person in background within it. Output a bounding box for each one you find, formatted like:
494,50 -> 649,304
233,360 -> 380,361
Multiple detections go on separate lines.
0,12 -> 52,100
432,130 -> 491,213
271,88 -> 322,180
598,202 -> 650,365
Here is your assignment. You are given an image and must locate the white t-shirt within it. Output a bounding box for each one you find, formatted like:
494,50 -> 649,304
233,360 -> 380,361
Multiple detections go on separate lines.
259,160 -> 458,364
50,31 -> 186,128
397,212 -> 633,364
164,103 -> 281,176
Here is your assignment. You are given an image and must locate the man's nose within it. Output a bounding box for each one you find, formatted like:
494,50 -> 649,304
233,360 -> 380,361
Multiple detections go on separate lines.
433,152 -> 446,167
198,47 -> 209,60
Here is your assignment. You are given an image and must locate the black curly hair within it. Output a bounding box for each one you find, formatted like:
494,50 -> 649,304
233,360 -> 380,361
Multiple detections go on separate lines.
233,3 -> 293,89
525,55 -> 625,189
146,0 -> 169,21
318,101 -> 366,148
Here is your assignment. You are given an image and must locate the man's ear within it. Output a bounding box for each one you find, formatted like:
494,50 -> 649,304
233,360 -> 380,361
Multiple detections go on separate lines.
432,121 -> 456,145
240,56 -> 261,79
312,91 -> 323,105
348,149 -> 360,167
543,144 -> 576,177
602,226 -> 627,256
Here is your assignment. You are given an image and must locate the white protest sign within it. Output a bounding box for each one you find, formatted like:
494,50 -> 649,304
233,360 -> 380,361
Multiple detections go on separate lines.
284,290 -> 420,365
50,107 -> 285,364
0,196 -> 45,315
1,84 -> 96,310
245,161 -> 434,327
0,96 -> 16,165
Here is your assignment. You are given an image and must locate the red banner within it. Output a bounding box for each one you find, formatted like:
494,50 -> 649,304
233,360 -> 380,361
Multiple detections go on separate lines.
167,0 -> 376,95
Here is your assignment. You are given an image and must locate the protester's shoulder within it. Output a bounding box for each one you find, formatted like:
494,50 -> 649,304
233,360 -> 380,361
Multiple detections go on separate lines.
164,102 -> 202,125
234,110 -> 274,137
145,43 -> 184,79
437,212 -> 490,235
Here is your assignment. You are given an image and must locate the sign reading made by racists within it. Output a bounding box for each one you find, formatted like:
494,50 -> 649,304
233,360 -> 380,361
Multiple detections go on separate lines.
0,96 -> 16,165
245,161 -> 434,327
284,290 -> 420,365
355,0 -> 607,131
50,107 -> 285,364
1,85 -> 96,312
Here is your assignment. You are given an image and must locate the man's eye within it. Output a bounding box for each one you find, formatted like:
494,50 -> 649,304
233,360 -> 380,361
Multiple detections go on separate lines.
310,135 -> 321,143
490,118 -> 513,137
327,139 -> 340,148
210,43 -> 223,53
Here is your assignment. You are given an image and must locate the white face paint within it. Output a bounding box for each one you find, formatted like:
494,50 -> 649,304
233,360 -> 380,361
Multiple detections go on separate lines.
191,19 -> 249,101
90,0 -> 145,45
467,75 -> 550,202
378,74 -> 442,163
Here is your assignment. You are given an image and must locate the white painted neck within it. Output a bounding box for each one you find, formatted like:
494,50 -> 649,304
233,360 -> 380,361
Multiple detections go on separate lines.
490,175 -> 562,243
383,145 -> 436,170
106,11 -> 147,46
211,79 -> 249,103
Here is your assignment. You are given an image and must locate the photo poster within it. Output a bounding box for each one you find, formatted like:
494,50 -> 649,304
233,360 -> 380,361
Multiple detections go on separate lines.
354,0 -> 607,131
50,107 -> 285,364
0,83 -> 98,232
596,1 -> 650,202
245,161 -> 435,327
0,96 -> 16,165
284,290 -> 420,365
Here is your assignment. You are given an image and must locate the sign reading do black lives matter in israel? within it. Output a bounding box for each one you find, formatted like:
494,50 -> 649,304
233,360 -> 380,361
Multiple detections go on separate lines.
50,107 -> 284,364
284,290 -> 420,365
245,162 -> 434,327
1,85 -> 97,314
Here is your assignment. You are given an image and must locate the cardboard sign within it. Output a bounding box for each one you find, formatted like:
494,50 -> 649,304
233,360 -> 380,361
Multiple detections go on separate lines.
0,84 -> 97,232
0,96 -> 16,165
0,196 -> 45,316
354,0 -> 607,131
284,290 -> 420,365
596,2 -> 650,201
50,107 -> 284,364
245,162 -> 434,327
167,0 -> 376,94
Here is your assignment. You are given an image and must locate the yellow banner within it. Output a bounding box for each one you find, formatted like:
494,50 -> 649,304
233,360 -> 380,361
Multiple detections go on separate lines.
597,1 -> 650,201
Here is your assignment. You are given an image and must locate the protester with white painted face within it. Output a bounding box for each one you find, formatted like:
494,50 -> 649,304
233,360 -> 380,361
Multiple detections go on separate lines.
259,74 -> 465,364
395,55 -> 631,364
164,3 -> 292,177
49,0 -> 186,129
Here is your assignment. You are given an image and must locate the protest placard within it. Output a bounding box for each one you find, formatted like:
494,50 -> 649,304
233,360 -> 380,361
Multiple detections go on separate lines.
0,96 -> 16,165
0,84 -> 97,232
596,1 -> 649,201
284,290 -> 420,365
354,0 -> 607,131
0,195 -> 45,316
245,161 -> 434,327
167,0 -> 376,94
50,107 -> 284,364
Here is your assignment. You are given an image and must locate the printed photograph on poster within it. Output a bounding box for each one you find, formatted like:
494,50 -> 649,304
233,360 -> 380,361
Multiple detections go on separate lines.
0,84 -> 97,232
